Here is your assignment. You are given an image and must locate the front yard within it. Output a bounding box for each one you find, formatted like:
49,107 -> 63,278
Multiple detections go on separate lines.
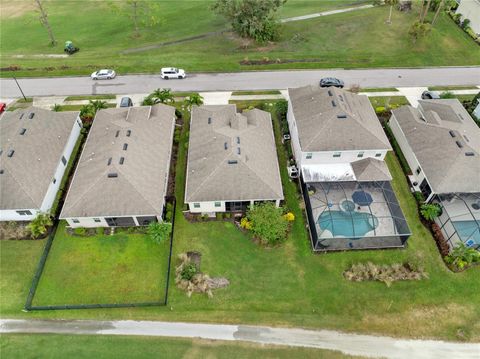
31,223 -> 170,306
0,102 -> 479,342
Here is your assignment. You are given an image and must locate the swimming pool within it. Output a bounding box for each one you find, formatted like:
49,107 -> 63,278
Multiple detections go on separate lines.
453,220 -> 480,246
318,210 -> 378,239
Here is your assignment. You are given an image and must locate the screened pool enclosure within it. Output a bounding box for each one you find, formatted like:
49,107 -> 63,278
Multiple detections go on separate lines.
433,193 -> 480,250
301,181 -> 411,251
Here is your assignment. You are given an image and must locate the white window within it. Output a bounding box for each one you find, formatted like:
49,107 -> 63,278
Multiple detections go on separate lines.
193,203 -> 200,208
375,153 -> 382,157
214,202 -> 221,207
52,178 -> 56,184
16,210 -> 32,216
416,167 -> 421,175
72,219 -> 80,223
306,153 -> 312,159
357,152 -> 364,158
61,156 -> 67,165
94,218 -> 101,223
333,152 -> 341,158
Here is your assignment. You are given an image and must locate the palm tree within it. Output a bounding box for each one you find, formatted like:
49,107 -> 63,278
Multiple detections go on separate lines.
420,203 -> 441,221
185,93 -> 204,110
141,95 -> 158,106
421,0 -> 432,23
432,0 -> 445,26
385,0 -> 398,24
151,88 -> 174,104
79,104 -> 95,121
89,100 -> 108,113
52,103 -> 61,112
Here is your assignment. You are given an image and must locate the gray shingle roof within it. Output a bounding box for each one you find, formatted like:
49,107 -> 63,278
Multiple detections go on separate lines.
392,99 -> 480,194
185,105 -> 283,203
288,86 -> 391,152
60,104 -> 175,218
351,158 -> 392,182
0,107 -> 79,210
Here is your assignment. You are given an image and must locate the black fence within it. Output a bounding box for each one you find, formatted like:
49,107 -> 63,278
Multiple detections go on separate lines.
24,197 -> 176,311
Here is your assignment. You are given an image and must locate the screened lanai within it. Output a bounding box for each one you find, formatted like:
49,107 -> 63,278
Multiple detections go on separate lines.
433,193 -> 480,250
302,181 -> 411,251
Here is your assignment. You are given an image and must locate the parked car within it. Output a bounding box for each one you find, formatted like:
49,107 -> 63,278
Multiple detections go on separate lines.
91,69 -> 116,80
0,103 -> 6,114
161,67 -> 186,79
421,91 -> 440,100
119,97 -> 133,107
319,77 -> 344,88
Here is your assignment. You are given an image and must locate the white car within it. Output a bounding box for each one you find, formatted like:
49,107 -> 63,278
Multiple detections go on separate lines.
161,67 -> 186,79
91,69 -> 116,80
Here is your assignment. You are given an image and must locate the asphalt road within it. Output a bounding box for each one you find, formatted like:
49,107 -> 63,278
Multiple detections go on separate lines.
2,319 -> 480,359
1,67 -> 480,98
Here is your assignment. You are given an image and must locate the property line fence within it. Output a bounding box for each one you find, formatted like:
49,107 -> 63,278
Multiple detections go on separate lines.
24,197 -> 176,311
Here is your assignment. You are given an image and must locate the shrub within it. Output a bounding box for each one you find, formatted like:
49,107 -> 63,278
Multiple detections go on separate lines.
96,227 -> 105,236
165,202 -> 174,222
440,91 -> 455,99
216,212 -> 223,220
175,108 -> 183,119
147,221 -> 172,244
247,203 -> 288,245
224,212 -> 232,219
375,106 -> 386,114
173,128 -> 181,144
461,18 -> 470,30
73,227 -> 86,236
445,243 -> 480,271
343,262 -> 428,287
26,212 -> 53,239
413,192 -> 425,205
201,214 -> 209,221
431,223 -> 450,257
240,217 -> 253,230
274,100 -> 288,120
283,212 -> 295,222
181,263 -> 198,281
420,203 -> 442,221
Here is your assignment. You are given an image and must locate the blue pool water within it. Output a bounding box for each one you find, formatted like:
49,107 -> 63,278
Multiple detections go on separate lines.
453,221 -> 480,246
318,210 -> 378,239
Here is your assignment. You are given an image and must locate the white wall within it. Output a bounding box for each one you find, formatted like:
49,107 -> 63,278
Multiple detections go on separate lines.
300,149 -> 388,165
40,118 -> 82,214
286,98 -> 303,166
188,201 -> 226,213
65,214 -> 162,228
0,209 -> 39,222
457,0 -> 480,35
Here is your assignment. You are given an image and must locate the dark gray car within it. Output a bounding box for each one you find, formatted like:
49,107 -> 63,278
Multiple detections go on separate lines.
119,97 -> 133,107
319,77 -> 344,88
421,91 -> 440,100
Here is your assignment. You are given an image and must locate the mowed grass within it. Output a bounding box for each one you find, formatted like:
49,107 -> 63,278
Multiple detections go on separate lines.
0,1 -> 478,77
0,334 -> 359,359
1,104 -> 479,341
31,223 -> 170,305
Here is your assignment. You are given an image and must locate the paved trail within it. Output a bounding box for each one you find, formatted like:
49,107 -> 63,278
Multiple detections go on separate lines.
1,319 -> 479,359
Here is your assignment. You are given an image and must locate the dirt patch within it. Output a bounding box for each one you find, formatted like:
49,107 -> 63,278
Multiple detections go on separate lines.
0,2 -> 35,19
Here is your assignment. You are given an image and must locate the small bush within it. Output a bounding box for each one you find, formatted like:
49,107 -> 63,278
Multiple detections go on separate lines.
431,223 -> 450,257
274,100 -> 288,120
461,18 -> 470,30
375,106 -> 386,114
165,202 -> 174,222
445,243 -> 480,271
96,227 -> 105,236
26,212 -> 52,239
413,192 -> 425,205
240,217 -> 253,230
283,212 -> 295,222
181,263 -> 198,281
247,203 -> 288,245
420,203 -> 442,221
224,212 -> 231,219
175,108 -> 183,119
344,262 -> 428,287
216,212 -> 223,220
201,214 -> 209,221
73,227 -> 86,236
148,221 -> 172,244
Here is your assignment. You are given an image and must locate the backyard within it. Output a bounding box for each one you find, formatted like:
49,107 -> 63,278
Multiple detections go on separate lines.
1,1 -> 479,77
0,103 -> 479,342
31,223 -> 170,306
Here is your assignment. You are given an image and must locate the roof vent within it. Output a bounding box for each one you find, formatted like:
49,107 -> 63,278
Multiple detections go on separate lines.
208,117 -> 212,124
339,95 -> 344,101
19,113 -> 24,120
227,160 -> 238,164
331,100 -> 337,107
465,152 -> 475,157
7,150 -> 14,157
126,130 -> 131,137
28,113 -> 34,119
337,114 -> 347,119
455,141 -> 463,148
19,128 -> 26,135
119,157 -> 125,165
0,150 -> 2,156
123,143 -> 128,151
115,130 -> 120,138
237,136 -> 240,144
0,169 -> 3,174
458,114 -> 465,121
237,148 -> 241,155
107,157 -> 112,166
107,173 -> 118,178
328,90 -> 333,97
449,130 -> 456,138
224,142 -> 228,150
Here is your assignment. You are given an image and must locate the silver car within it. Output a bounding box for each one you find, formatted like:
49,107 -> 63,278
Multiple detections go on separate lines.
91,69 -> 116,80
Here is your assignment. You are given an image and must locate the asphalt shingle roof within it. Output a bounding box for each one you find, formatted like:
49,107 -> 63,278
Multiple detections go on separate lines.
288,86 -> 391,152
392,99 -> 480,194
185,105 -> 283,203
60,104 -> 175,218
0,107 -> 79,210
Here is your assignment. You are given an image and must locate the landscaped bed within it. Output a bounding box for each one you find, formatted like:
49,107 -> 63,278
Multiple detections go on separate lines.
31,222 -> 170,306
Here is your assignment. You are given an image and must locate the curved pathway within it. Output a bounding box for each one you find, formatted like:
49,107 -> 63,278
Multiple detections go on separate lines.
1,319 -> 479,359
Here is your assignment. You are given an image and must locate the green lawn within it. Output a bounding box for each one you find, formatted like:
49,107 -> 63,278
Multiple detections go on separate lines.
0,334 -> 359,359
64,94 -> 116,101
369,96 -> 409,108
1,2 -> 478,77
31,223 -> 170,305
1,102 -> 479,342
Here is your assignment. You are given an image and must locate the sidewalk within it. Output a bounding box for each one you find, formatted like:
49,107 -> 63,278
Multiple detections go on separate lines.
280,4 -> 374,23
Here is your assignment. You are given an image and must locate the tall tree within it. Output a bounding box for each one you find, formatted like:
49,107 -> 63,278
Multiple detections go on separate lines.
110,1 -> 160,37
150,88 -> 175,104
212,0 -> 287,42
432,0 -> 445,25
409,20 -> 431,43
185,93 -> 204,110
34,0 -> 56,46
385,0 -> 398,24
421,0 -> 432,23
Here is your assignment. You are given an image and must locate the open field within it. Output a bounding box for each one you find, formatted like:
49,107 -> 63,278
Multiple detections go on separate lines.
1,103 -> 479,342
0,1 -> 478,77
0,334 -> 359,359
32,223 -> 170,305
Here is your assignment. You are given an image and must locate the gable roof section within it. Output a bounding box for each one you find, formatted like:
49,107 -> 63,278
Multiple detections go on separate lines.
185,105 -> 283,203
0,107 -> 79,210
288,86 -> 391,152
60,104 -> 175,218
392,99 -> 480,194
351,157 -> 392,182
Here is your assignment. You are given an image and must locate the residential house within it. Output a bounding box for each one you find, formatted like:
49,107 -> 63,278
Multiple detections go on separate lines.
185,105 -> 283,214
0,107 -> 82,221
287,85 -> 410,251
390,99 -> 480,250
456,0 -> 480,35
60,104 -> 175,228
